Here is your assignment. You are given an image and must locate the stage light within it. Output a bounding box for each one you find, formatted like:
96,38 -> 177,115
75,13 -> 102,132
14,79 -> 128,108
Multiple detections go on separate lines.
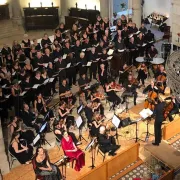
0,0 -> 7,5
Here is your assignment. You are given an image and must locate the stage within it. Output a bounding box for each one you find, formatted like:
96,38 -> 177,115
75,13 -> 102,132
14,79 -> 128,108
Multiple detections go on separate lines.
3,102 -> 180,180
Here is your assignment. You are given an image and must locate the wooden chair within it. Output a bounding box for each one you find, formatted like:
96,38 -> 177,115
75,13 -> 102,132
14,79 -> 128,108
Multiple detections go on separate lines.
97,144 -> 107,162
32,158 -> 44,180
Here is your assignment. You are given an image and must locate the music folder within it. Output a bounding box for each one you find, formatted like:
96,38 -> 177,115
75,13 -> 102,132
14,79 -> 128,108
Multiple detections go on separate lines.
107,49 -> 114,55
118,49 -> 125,53
76,116 -> 83,128
107,56 -> 113,60
32,84 -> 40,89
66,63 -> 71,68
86,62 -> 92,67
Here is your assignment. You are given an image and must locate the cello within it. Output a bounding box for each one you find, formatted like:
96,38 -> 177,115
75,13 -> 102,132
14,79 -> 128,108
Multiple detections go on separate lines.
163,99 -> 174,119
144,90 -> 158,110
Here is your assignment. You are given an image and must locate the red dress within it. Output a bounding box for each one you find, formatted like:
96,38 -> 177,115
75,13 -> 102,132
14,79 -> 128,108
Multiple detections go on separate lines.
61,135 -> 85,171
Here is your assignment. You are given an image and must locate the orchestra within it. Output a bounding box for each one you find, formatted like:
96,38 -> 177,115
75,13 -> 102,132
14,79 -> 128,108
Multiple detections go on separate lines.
1,10 -> 180,178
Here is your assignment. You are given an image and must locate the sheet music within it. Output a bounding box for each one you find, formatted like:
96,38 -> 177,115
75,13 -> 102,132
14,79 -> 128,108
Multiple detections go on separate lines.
54,58 -> 59,62
136,31 -> 141,35
107,56 -> 113,60
2,84 -> 6,88
76,116 -> 83,128
5,94 -> 11,99
139,108 -> 153,119
77,105 -> 83,114
66,63 -> 71,68
43,79 -> 49,85
18,81 -> 21,84
76,62 -> 81,66
84,85 -> 90,90
107,49 -> 114,55
20,91 -> 27,96
34,68 -> 38,72
96,58 -> 100,61
82,49 -> 86,52
12,72 -> 16,76
44,63 -> 48,68
142,43 -> 147,47
87,62 -> 92,67
63,54 -> 67,59
32,84 -> 40,89
49,78 -> 54,82
33,134 -> 40,145
118,49 -> 125,52
112,115 -> 121,128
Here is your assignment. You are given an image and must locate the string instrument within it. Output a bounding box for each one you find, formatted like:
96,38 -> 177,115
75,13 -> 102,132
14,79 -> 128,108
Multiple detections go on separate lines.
129,77 -> 139,86
144,90 -> 158,110
93,92 -> 105,99
110,82 -> 122,90
137,63 -> 148,74
163,100 -> 174,119
156,73 -> 166,91
123,65 -> 134,74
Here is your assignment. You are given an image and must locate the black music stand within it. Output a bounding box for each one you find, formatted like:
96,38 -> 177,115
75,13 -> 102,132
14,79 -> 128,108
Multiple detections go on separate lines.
85,138 -> 97,169
76,116 -> 87,142
121,92 -> 133,113
112,114 -> 122,144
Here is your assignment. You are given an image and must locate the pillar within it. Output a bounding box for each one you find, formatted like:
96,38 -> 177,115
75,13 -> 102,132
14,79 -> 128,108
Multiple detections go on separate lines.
60,0 -> 69,23
11,0 -> 23,25
100,0 -> 109,18
132,0 -> 142,28
0,121 -> 10,174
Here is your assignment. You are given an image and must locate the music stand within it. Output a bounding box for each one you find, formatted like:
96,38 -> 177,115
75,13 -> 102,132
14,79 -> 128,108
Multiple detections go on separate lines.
85,138 -> 97,169
76,116 -> 87,142
39,122 -> 51,146
139,108 -> 154,142
121,92 -> 133,113
112,114 -> 121,144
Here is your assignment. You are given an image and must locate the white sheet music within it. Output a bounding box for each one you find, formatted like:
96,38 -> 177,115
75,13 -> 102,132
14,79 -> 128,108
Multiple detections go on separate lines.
82,49 -> 86,52
112,115 -> 121,128
76,116 -> 83,128
136,31 -> 141,35
32,84 -> 39,89
87,62 -> 92,67
84,85 -> 90,90
139,108 -> 153,119
33,134 -> 40,145
63,54 -> 67,59
12,72 -> 16,76
107,56 -> 113,60
118,49 -> 125,52
66,63 -> 71,68
96,58 -> 100,61
44,63 -> 48,68
5,94 -> 11,99
77,105 -> 83,114
49,78 -> 54,82
54,58 -> 59,62
107,49 -> 114,55
43,79 -> 49,85
142,43 -> 147,47
20,91 -> 27,96
34,68 -> 38,72
18,81 -> 21,84
2,84 -> 6,88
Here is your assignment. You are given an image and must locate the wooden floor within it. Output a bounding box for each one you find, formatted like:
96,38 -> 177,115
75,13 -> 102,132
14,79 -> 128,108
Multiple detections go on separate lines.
3,102 -> 157,180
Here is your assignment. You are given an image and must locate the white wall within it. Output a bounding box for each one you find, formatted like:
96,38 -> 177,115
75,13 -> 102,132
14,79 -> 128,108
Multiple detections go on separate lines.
143,0 -> 171,26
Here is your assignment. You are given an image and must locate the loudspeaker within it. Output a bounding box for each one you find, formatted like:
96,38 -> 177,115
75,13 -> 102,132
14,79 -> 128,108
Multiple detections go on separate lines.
120,117 -> 131,127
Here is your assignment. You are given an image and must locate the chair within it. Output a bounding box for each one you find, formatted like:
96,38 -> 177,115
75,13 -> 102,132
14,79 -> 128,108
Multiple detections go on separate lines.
32,158 -> 44,180
63,150 -> 76,169
54,133 -> 61,151
96,144 -> 106,162
8,150 -> 17,169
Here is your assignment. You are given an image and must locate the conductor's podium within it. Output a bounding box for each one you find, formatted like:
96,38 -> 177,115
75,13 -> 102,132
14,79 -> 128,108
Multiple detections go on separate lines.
77,143 -> 173,180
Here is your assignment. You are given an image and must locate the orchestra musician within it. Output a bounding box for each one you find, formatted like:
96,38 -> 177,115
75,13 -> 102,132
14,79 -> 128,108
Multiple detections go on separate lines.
98,64 -> 108,87
98,126 -> 120,156
78,73 -> 90,91
137,62 -> 148,87
92,99 -> 105,117
106,79 -> 122,109
164,95 -> 180,122
119,63 -> 131,85
121,75 -> 138,106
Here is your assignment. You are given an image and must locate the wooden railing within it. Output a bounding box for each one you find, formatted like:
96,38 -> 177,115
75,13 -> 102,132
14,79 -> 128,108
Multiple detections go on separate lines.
77,143 -> 140,180
163,118 -> 180,140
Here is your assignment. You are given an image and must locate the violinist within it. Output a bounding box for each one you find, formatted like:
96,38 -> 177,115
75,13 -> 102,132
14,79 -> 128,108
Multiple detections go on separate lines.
122,75 -> 138,106
119,63 -> 131,84
98,126 -> 120,156
92,99 -> 105,117
89,112 -> 104,137
137,62 -> 148,87
98,64 -> 108,87
164,95 -> 180,121
59,79 -> 76,105
106,79 -> 122,109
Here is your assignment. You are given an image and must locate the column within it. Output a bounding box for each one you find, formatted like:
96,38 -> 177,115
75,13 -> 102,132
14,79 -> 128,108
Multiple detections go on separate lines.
0,121 -> 10,174
60,0 -> 69,23
109,0 -> 113,20
11,0 -> 23,25
132,0 -> 142,28
100,0 -> 109,18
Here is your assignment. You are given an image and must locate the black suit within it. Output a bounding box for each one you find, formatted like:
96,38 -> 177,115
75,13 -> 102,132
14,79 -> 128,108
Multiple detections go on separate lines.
154,102 -> 166,144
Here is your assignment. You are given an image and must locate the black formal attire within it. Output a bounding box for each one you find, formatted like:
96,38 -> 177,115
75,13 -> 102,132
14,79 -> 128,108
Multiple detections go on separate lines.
98,69 -> 107,86
137,67 -> 147,85
88,51 -> 98,80
22,40 -> 31,58
136,37 -> 145,57
84,105 -> 93,124
33,56 -> 44,69
122,30 -> 130,46
139,27 -> 147,35
128,42 -> 138,65
154,102 -> 166,145
43,53 -> 54,64
90,120 -> 100,137
73,45 -> 82,58
47,67 -> 57,93
143,85 -> 159,94
41,38 -> 52,51
98,133 -> 120,155
55,59 -> 66,83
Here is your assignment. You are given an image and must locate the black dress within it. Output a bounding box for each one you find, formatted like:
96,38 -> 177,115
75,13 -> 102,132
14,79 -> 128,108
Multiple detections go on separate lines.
106,87 -> 121,105
9,141 -> 33,164
22,39 -> 31,58
90,120 -> 99,137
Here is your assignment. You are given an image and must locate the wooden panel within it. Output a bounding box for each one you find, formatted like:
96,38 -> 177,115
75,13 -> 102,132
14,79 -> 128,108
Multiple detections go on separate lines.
163,117 -> 180,140
79,164 -> 107,180
160,170 -> 174,180
107,143 -> 139,178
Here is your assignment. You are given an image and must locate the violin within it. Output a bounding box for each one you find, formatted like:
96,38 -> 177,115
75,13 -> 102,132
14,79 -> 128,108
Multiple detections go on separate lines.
93,92 -> 105,99
163,100 -> 174,119
137,63 -> 148,74
111,82 -> 122,90
129,77 -> 139,86
144,90 -> 158,110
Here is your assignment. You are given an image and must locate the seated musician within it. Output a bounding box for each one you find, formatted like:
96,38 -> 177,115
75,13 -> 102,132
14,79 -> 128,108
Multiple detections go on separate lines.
122,75 -> 138,105
61,131 -> 85,171
92,99 -> 105,117
148,45 -> 158,59
98,126 -> 120,156
58,101 -> 75,130
98,64 -> 108,87
54,119 -> 80,145
78,73 -> 90,91
89,112 -> 104,137
137,62 -> 148,87
143,80 -> 159,94
106,79 -> 122,109
119,63 -> 132,85
59,79 -> 76,105
164,95 -> 180,121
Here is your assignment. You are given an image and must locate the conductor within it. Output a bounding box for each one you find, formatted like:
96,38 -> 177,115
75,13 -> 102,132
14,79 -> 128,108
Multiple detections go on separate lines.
153,99 -> 166,146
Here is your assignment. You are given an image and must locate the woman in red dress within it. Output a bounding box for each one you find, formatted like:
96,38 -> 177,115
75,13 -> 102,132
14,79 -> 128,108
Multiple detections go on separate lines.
61,131 -> 85,171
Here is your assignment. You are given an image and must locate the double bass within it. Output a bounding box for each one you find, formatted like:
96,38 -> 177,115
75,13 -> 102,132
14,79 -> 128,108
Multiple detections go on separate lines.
144,90 -> 158,110
163,99 -> 174,119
